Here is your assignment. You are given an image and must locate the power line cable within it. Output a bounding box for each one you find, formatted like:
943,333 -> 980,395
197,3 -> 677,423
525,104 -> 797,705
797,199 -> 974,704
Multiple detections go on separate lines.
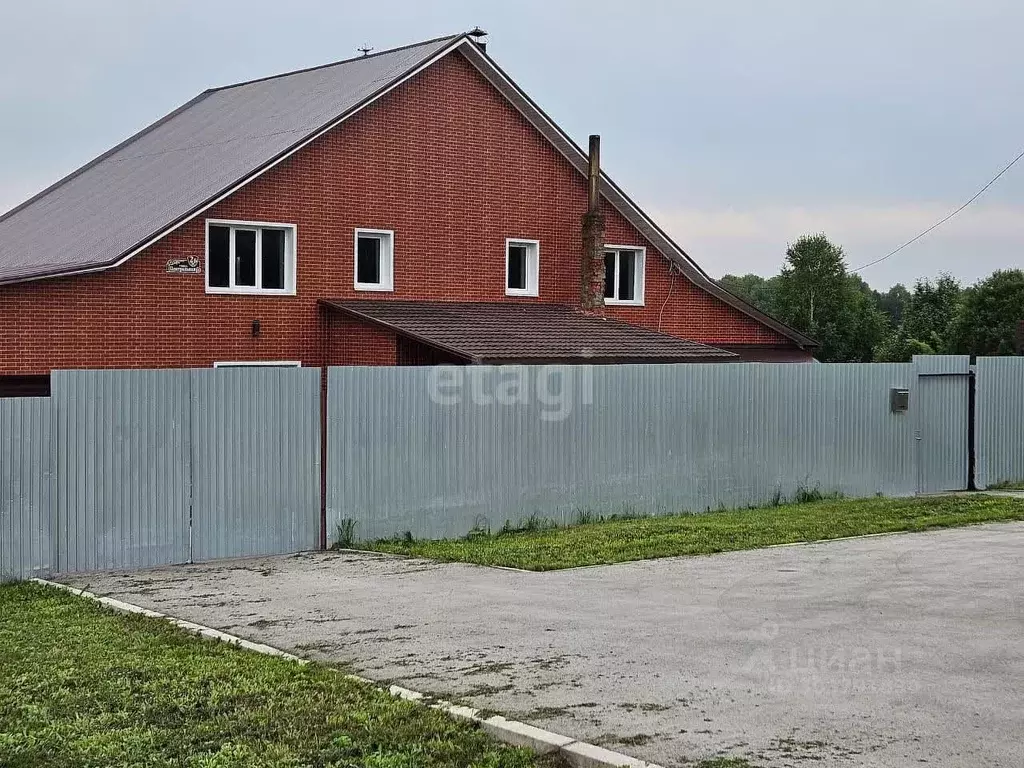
851,145 -> 1024,273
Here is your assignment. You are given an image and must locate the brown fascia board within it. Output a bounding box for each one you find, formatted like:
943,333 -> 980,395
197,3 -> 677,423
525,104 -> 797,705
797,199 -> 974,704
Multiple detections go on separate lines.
456,43 -> 819,351
318,300 -> 477,363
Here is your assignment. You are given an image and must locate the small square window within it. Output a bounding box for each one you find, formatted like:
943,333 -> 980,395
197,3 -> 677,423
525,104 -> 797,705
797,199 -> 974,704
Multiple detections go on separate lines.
354,229 -> 394,291
603,247 -> 645,305
505,239 -> 539,296
206,220 -> 296,295
357,236 -> 381,284
508,245 -> 527,290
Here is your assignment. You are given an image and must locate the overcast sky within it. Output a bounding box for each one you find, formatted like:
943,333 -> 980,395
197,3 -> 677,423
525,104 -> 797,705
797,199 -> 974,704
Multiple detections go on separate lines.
2,1 -> 1022,290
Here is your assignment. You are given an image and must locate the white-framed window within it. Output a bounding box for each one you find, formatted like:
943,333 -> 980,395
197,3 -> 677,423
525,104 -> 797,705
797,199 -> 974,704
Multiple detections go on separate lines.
354,228 -> 394,291
604,246 -> 646,305
213,361 -> 302,368
206,219 -> 296,295
505,238 -> 540,296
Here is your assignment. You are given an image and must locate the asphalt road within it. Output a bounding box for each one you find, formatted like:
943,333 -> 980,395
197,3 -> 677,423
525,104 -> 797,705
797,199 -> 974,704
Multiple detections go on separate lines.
67,522 -> 1024,767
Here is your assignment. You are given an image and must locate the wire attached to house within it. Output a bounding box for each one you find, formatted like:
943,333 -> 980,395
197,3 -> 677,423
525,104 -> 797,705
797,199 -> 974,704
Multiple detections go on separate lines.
851,144 -> 1024,273
658,263 -> 680,331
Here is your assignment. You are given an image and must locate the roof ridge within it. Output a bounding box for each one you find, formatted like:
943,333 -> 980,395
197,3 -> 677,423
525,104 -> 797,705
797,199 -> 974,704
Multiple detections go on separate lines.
208,33 -> 467,93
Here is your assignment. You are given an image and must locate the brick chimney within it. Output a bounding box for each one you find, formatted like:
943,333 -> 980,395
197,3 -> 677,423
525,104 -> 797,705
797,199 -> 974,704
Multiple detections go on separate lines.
580,135 -> 606,311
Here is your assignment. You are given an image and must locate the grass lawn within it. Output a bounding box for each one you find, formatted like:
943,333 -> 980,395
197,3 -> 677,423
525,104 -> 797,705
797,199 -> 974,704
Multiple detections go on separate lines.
365,494 -> 1024,571
0,582 -> 557,768
988,480 -> 1024,490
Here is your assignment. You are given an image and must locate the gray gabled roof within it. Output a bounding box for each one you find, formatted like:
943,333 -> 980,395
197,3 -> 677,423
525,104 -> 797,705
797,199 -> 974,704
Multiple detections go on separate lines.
0,31 -> 816,349
0,34 -> 462,285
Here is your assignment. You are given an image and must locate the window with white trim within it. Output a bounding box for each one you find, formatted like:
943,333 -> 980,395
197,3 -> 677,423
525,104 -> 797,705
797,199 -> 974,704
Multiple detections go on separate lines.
505,238 -> 539,296
354,229 -> 394,291
604,246 -> 645,305
206,220 -> 296,295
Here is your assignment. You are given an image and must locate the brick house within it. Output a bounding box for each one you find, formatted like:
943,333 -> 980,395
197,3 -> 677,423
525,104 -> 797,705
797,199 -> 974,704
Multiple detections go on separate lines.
0,31 -> 815,395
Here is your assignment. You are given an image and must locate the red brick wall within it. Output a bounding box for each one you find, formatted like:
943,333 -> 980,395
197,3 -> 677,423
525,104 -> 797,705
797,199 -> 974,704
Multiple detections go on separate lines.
324,312 -> 396,367
0,50 -> 801,376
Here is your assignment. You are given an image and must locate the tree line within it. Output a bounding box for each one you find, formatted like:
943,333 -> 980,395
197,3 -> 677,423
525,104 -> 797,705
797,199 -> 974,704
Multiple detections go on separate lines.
719,233 -> 1024,362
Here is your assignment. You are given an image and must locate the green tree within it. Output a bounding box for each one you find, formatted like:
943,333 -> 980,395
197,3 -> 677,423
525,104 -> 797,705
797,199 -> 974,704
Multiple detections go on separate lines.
774,233 -> 888,362
948,269 -> 1024,356
871,274 -> 962,361
901,274 -> 962,352
878,283 -> 911,326
843,282 -> 891,362
719,273 -> 780,315
775,234 -> 847,332
873,332 -> 936,363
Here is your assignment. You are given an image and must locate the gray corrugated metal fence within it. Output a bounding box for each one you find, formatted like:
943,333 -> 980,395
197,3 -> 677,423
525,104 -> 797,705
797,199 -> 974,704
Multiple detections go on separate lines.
0,398 -> 55,581
190,367 -> 321,561
54,369 -> 192,572
40,367 -> 318,575
975,356 -> 1024,489
4,357 -> 1023,579
326,363 -> 921,542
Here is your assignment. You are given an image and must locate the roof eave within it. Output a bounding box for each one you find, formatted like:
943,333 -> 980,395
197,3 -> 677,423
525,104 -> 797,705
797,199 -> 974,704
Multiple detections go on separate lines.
0,259 -> 126,287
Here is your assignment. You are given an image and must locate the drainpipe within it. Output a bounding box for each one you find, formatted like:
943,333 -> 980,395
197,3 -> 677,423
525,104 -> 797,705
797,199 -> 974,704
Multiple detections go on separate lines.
580,135 -> 606,312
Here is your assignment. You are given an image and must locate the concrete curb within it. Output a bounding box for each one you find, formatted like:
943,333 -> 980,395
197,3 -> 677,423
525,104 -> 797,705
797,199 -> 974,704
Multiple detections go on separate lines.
32,578 -> 664,768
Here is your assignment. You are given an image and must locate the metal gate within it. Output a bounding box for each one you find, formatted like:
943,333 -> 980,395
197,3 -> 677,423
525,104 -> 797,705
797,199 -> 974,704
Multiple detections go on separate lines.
913,356 -> 971,494
50,368 -> 319,572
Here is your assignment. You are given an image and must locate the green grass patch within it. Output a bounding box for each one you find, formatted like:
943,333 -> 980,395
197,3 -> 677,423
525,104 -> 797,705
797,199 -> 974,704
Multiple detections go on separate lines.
364,495 -> 1024,571
0,583 -> 558,768
988,480 -> 1024,490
